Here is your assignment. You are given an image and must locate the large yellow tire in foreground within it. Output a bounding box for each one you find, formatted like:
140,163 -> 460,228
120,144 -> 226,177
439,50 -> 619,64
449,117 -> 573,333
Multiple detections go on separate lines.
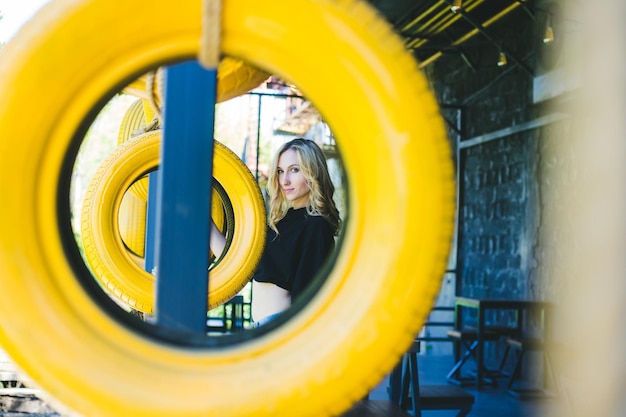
0,0 -> 454,416
80,132 -> 258,313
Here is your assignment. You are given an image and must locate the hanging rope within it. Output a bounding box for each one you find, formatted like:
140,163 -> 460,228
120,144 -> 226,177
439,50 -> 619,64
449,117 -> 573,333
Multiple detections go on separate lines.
199,0 -> 222,69
144,69 -> 163,128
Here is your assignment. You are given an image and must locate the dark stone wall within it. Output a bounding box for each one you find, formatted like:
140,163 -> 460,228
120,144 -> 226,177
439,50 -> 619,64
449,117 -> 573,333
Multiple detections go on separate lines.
460,133 -> 539,299
423,8 -> 544,301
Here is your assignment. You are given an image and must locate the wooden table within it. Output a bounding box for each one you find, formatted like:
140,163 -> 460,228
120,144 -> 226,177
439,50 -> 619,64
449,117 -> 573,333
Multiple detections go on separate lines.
452,297 -> 552,389
388,341 -> 474,416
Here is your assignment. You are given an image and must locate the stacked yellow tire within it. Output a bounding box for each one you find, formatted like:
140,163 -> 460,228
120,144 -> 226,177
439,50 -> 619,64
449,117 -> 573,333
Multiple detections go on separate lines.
0,0 -> 455,416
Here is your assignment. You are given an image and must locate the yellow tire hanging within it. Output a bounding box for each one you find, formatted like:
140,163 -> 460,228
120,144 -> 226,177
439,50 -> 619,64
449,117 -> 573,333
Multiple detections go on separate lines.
114,99 -> 150,258
0,1 -> 455,417
117,187 -> 147,258
114,169 -> 230,267
112,100 -> 232,275
117,98 -> 150,147
116,99 -> 151,201
122,57 -> 271,114
81,131 -> 259,313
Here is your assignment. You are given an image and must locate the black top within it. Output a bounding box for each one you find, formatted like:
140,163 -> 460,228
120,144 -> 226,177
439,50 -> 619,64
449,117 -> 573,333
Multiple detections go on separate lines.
253,207 -> 335,300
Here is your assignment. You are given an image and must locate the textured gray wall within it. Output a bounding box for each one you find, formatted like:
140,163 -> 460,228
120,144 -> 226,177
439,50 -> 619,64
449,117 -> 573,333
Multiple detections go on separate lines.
426,8 -> 539,302
424,3 -> 626,415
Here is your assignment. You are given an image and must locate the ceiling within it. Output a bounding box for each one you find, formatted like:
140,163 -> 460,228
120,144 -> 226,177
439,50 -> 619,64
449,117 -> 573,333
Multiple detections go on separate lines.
366,0 -> 535,72
275,0 -> 541,135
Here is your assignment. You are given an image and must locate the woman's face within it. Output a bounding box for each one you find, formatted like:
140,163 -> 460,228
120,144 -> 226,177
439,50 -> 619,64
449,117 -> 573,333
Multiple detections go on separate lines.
277,148 -> 310,208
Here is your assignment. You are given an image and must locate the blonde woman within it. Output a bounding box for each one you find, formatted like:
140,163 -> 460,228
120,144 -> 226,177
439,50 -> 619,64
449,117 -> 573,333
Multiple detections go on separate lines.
211,138 -> 340,326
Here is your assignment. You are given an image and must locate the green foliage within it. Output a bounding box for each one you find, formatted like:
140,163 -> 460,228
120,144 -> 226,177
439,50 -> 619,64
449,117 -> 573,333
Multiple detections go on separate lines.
70,94 -> 138,233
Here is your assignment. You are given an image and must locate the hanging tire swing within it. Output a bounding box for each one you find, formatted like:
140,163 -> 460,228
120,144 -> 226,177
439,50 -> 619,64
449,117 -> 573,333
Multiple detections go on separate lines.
116,54 -> 272,204
116,99 -> 151,202
0,0 -> 455,416
122,57 -> 272,118
113,99 -> 151,259
80,131 -> 262,313
94,98 -> 244,312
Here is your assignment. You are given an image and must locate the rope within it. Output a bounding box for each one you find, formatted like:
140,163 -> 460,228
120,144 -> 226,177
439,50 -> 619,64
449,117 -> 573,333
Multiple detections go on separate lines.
199,0 -> 222,69
145,70 -> 163,125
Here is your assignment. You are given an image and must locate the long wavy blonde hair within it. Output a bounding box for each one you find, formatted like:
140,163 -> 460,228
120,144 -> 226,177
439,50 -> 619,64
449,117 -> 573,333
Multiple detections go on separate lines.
267,138 -> 340,235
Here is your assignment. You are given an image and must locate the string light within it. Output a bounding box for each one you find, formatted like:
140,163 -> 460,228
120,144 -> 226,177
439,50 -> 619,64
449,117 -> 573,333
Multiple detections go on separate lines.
451,0 -> 462,13
543,16 -> 555,43
497,51 -> 508,67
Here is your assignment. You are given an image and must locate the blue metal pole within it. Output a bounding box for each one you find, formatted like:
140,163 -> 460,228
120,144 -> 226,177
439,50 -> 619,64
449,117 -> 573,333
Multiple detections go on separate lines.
153,61 -> 217,333
144,172 -> 159,274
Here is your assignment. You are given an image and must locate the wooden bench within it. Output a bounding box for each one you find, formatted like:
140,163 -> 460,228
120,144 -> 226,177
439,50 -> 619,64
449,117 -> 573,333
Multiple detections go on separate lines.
341,400 -> 412,417
412,385 -> 474,416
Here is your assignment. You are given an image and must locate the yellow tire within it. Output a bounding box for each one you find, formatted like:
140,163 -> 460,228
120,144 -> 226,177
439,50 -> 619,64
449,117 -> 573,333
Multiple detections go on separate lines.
113,102 -> 230,269
81,131 -> 260,313
0,0 -> 454,416
117,187 -> 147,258
115,99 -> 150,257
117,98 -> 150,201
116,186 -> 230,269
117,98 -> 149,146
122,57 -> 271,113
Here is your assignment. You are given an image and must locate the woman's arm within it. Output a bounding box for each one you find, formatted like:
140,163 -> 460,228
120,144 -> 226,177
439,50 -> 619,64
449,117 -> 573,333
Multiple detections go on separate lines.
210,221 -> 226,258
